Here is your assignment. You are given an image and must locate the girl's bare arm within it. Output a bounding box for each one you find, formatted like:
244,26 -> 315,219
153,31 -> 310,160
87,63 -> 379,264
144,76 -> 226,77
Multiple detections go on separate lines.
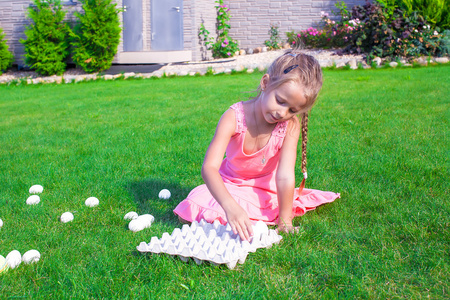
276,117 -> 300,229
201,109 -> 254,241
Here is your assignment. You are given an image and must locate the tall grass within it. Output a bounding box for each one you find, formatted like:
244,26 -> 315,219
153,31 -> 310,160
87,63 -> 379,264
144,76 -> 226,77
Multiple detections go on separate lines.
0,65 -> 448,299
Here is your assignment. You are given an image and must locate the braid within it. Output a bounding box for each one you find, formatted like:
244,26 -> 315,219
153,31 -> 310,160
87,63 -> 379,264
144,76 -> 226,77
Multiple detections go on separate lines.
301,112 -> 309,179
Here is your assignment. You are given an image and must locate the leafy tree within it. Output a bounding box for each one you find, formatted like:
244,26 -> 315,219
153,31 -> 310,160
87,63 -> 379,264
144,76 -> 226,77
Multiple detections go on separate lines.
21,0 -> 69,76
70,0 -> 121,73
0,28 -> 14,74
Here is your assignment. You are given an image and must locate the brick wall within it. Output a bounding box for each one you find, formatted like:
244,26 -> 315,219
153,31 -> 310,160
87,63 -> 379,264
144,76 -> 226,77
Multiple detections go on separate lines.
223,0 -> 367,51
0,0 -> 31,66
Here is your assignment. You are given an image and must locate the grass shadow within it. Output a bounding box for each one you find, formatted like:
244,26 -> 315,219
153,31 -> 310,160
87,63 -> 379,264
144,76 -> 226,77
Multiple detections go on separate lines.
125,178 -> 194,226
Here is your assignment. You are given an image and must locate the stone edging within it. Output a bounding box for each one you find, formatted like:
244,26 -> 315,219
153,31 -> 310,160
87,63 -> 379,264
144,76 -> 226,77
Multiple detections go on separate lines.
0,50 -> 448,85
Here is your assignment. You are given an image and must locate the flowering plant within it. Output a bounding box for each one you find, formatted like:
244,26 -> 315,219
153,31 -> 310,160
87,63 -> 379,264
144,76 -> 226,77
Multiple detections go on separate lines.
287,7 -> 361,49
199,0 -> 239,59
264,24 -> 283,50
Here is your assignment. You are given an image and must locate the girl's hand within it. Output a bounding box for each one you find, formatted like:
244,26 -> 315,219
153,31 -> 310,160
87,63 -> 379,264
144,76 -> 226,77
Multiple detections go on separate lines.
224,202 -> 254,241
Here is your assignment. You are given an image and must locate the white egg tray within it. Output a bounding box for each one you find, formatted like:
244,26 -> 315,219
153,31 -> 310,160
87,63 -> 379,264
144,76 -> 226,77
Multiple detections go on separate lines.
136,219 -> 282,269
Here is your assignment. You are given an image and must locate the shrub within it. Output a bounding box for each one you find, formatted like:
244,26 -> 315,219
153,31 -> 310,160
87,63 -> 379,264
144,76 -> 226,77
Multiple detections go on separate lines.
287,0 -> 448,60
397,0 -> 450,30
344,1 -> 447,59
0,28 -> 14,74
264,24 -> 283,50
70,0 -> 121,73
20,0 -> 69,76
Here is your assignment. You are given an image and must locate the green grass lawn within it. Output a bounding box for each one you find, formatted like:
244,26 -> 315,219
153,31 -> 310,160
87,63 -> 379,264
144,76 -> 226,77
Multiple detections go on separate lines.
0,65 -> 449,299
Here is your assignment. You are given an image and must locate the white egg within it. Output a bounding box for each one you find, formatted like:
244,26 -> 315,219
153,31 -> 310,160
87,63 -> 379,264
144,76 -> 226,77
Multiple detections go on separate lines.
6,250 -> 21,269
85,197 -> 99,207
0,218 -> 3,228
29,185 -> 44,194
124,211 -> 138,220
128,214 -> 154,232
158,189 -> 171,200
22,249 -> 40,264
26,195 -> 40,205
60,212 -> 74,223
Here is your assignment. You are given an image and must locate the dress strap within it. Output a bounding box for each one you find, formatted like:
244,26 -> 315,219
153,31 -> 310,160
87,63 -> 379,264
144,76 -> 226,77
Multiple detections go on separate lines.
230,102 -> 246,133
273,120 -> 288,137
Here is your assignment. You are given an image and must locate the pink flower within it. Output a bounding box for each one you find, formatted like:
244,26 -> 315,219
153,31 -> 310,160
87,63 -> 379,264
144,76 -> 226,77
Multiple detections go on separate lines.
221,38 -> 229,48
227,52 -> 231,56
292,41 -> 296,44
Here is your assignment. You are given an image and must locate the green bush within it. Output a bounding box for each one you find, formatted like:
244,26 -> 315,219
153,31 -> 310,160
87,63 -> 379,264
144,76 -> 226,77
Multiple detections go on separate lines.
0,28 -> 14,74
20,0 -> 69,76
398,0 -> 450,30
375,0 -> 449,30
345,1 -> 446,59
70,0 -> 121,73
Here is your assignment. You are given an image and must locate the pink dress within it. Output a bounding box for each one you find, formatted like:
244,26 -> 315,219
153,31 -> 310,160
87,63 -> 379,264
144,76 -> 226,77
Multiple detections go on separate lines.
173,101 -> 340,225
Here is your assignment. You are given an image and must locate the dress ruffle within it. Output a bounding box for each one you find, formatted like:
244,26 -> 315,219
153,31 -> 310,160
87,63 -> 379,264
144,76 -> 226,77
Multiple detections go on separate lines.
174,184 -> 340,226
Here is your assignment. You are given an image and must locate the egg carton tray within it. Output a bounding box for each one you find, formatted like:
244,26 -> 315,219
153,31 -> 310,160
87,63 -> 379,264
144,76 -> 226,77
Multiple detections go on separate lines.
136,219 -> 282,269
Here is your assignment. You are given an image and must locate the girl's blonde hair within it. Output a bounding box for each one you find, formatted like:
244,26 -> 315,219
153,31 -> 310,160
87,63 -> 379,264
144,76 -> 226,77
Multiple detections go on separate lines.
257,50 -> 323,108
259,50 -> 323,179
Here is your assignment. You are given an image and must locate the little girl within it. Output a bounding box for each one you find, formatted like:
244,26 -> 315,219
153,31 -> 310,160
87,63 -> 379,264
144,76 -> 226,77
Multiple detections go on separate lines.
174,50 -> 340,240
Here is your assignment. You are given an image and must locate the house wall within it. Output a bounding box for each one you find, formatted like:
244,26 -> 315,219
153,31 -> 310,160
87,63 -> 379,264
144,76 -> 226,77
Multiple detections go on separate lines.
0,0 -> 367,66
184,0 -> 217,61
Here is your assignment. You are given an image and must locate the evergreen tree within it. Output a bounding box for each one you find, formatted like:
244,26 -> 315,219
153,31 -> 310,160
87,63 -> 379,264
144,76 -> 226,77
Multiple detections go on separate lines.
71,0 -> 121,73
0,28 -> 14,74
21,0 -> 69,76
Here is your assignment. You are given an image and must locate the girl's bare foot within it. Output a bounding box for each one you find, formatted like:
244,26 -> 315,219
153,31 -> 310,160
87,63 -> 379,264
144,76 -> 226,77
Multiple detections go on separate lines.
178,216 -> 191,224
276,224 -> 300,234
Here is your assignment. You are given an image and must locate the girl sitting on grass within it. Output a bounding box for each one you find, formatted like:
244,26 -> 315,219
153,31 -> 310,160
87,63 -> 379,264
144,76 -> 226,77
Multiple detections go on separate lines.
174,50 -> 340,241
